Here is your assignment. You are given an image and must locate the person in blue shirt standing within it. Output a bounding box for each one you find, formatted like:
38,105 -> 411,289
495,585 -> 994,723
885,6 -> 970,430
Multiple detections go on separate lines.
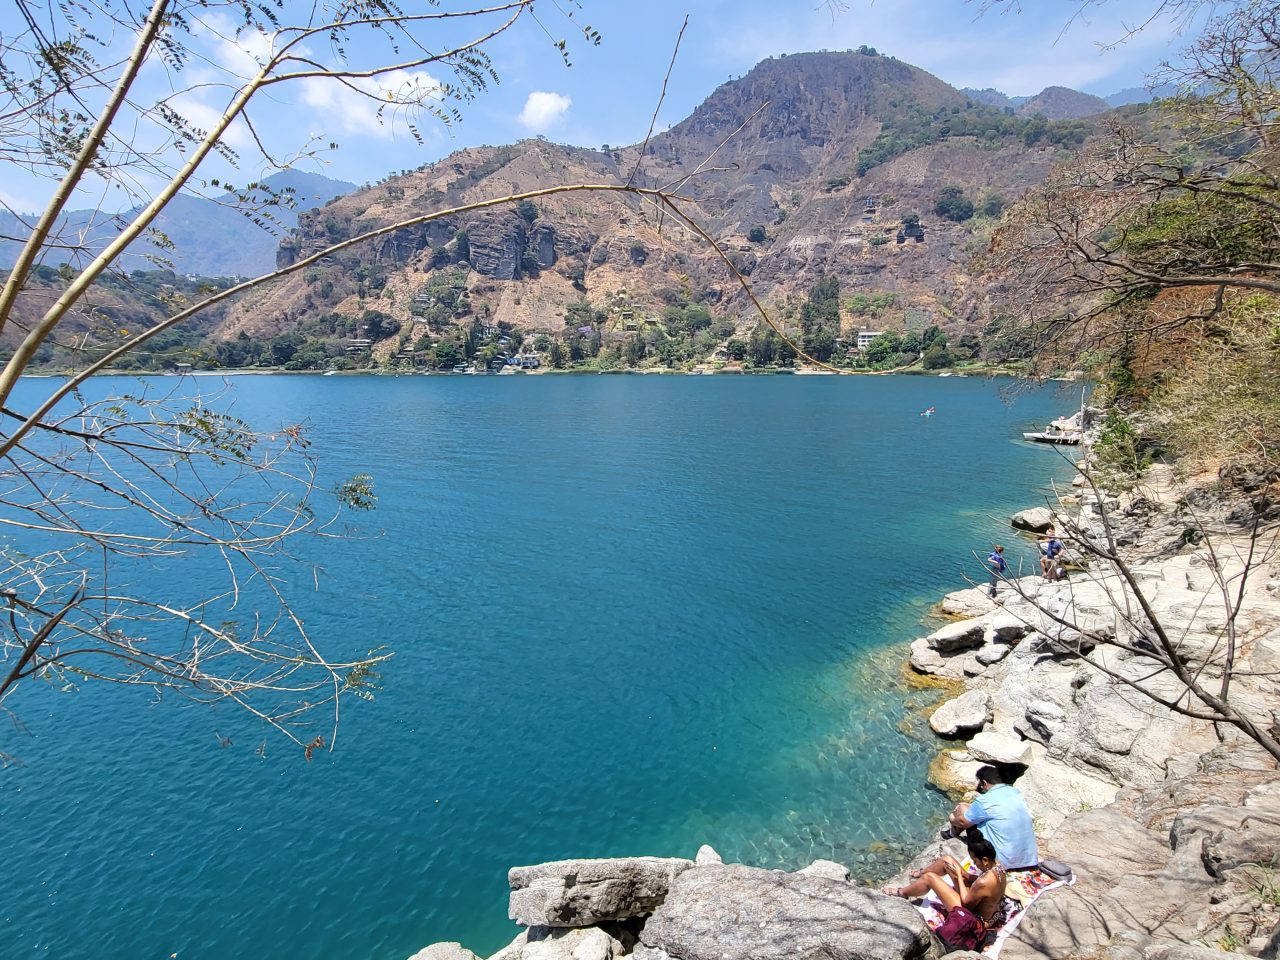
986,545 -> 1007,599
943,765 -> 1039,870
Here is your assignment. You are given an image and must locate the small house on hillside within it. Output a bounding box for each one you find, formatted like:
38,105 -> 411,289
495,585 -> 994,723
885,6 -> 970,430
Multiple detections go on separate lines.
856,330 -> 885,351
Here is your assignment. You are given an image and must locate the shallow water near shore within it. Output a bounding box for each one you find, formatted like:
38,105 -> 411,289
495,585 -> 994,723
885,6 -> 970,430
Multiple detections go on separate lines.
1,374 -> 1076,960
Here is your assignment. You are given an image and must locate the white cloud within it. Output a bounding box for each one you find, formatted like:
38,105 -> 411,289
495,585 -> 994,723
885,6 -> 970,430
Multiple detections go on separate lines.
0,181 -> 50,217
168,91 -> 254,152
194,11 -> 279,79
518,91 -> 572,132
299,70 -> 445,140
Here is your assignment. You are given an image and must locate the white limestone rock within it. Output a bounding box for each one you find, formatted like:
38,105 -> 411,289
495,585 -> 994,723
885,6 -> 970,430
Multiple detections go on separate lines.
929,690 -> 993,739
1020,699 -> 1068,744
1013,754 -> 1119,836
938,588 -> 1000,619
909,638 -> 971,680
967,730 -> 1034,766
926,618 -> 987,653
1012,507 -> 1055,532
796,859 -> 851,882
639,863 -> 942,960
408,944 -> 481,960
486,927 -> 631,960
988,611 -> 1032,644
694,845 -> 722,866
974,643 -> 1011,667
523,927 -> 626,960
508,857 -> 692,928
488,933 -> 529,960
929,750 -> 984,795
628,948 -> 673,960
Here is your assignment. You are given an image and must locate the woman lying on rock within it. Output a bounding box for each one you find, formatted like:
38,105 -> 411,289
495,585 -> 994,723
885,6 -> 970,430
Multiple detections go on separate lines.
881,834 -> 1007,953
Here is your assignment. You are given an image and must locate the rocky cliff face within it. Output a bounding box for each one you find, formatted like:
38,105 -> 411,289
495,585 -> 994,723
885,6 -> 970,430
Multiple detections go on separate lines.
218,51 -> 1102,346
900,465 -> 1280,958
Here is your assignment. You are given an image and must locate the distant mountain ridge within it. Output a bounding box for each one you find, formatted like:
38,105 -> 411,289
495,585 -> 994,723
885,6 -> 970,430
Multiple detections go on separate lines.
961,84 -> 1112,119
0,170 -> 355,277
1104,83 -> 1181,106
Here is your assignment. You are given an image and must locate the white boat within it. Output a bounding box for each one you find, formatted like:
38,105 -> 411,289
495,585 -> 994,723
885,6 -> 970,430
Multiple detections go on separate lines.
1022,428 -> 1081,445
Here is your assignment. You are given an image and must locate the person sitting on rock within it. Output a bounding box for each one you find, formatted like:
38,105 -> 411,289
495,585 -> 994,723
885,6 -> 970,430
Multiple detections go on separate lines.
882,834 -> 1008,952
941,765 -> 1039,870
1039,528 -> 1065,581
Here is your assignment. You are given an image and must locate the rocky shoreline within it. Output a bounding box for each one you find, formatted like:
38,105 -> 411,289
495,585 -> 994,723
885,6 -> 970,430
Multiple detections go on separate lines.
410,466 -> 1280,960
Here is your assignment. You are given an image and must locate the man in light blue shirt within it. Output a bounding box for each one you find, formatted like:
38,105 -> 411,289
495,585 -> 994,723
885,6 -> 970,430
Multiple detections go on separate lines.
946,765 -> 1039,870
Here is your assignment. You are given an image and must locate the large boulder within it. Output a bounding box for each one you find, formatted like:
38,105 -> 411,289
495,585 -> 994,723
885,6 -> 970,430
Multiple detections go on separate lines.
1012,507 -> 1055,532
908,638 -> 971,680
407,944 -> 480,960
938,588 -> 999,619
522,927 -> 629,960
796,859 -> 851,882
929,690 -> 992,739
508,857 -> 692,928
974,642 -> 1011,667
638,863 -> 941,960
926,618 -> 987,654
488,927 -> 633,960
694,845 -> 722,866
1173,780 -> 1280,880
989,612 -> 1033,644
967,730 -> 1034,766
1037,665 -> 1210,788
1021,699 -> 1067,744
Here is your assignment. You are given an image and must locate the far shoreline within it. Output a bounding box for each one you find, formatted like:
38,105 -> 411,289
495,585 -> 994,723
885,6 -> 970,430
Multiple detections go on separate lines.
21,365 -> 1032,380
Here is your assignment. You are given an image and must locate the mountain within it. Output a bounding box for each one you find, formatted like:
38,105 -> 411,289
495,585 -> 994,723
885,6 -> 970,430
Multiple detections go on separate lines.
961,85 -> 1110,119
1,170 -> 355,277
1015,86 -> 1110,120
1104,83 -> 1180,107
211,51 -> 1104,357
18,51 -> 1121,370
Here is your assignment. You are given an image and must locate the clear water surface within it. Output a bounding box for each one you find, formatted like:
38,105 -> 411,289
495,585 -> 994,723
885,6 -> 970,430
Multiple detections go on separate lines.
0,373 -> 1078,960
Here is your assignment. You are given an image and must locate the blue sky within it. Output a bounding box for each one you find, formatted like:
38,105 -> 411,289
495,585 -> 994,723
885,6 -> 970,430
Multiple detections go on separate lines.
1,0 -> 1197,214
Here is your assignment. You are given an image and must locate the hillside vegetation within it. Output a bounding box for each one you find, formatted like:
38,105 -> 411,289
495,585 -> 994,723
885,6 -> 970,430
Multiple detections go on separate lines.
985,0 -> 1280,485
15,50 -> 1121,375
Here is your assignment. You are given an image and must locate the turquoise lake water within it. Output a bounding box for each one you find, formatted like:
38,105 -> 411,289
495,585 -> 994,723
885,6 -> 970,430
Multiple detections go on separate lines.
0,373 -> 1078,960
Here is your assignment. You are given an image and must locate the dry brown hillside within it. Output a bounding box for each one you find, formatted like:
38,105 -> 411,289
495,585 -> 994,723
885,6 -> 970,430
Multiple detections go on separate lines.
217,50 -> 1104,355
